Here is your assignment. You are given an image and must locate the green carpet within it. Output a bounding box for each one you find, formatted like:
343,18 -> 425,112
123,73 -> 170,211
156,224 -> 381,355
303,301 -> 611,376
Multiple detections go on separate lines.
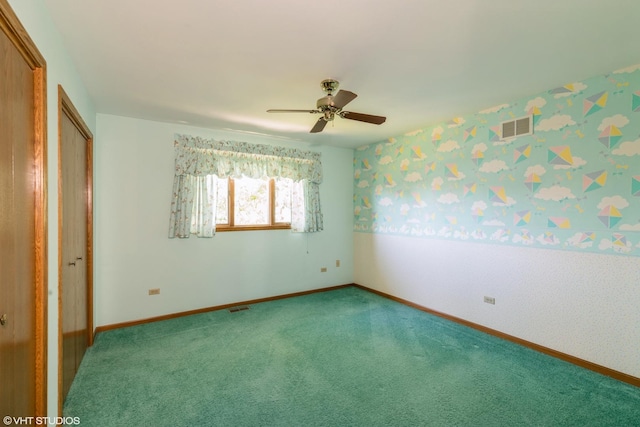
64,287 -> 640,426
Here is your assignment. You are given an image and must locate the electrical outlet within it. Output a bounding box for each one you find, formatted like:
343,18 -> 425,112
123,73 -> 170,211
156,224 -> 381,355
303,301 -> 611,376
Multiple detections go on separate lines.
483,296 -> 495,305
320,267 -> 327,272
336,260 -> 340,268
148,288 -> 160,295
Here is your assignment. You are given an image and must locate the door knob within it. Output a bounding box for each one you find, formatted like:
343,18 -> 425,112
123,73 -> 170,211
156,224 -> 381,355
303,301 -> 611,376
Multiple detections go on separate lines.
76,256 -> 83,261
0,313 -> 7,326
68,261 -> 76,266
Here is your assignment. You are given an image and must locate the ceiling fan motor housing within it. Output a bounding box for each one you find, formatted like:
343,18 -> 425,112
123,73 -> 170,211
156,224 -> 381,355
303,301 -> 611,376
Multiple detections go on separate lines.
317,95 -> 339,111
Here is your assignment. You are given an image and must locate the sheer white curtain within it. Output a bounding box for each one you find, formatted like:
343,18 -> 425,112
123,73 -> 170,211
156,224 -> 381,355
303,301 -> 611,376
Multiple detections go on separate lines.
168,134 -> 323,238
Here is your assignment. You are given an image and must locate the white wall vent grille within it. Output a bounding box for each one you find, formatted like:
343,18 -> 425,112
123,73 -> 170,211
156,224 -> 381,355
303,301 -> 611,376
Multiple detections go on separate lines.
500,115 -> 533,140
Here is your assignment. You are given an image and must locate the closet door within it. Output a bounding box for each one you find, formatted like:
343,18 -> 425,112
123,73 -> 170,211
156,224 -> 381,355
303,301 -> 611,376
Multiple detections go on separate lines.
0,0 -> 47,415
0,30 -> 35,413
59,87 -> 93,406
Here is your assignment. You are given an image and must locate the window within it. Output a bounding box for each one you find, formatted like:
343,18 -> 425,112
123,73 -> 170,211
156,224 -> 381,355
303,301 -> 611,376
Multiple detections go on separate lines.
169,134 -> 323,238
215,176 -> 293,231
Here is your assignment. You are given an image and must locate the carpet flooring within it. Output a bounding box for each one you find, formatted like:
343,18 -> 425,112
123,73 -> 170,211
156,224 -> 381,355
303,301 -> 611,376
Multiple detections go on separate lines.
64,286 -> 640,426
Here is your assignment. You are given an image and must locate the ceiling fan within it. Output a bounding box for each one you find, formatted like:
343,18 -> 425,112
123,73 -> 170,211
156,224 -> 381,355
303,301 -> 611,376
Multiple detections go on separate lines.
267,79 -> 386,133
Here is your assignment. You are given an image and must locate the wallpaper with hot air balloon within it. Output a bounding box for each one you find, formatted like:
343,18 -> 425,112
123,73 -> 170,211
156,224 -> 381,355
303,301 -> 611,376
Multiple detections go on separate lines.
354,64 -> 640,256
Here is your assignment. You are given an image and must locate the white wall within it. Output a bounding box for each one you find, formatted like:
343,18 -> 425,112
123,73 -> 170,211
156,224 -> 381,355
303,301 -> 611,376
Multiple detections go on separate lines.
354,232 -> 640,378
94,114 -> 354,326
7,0 -> 96,421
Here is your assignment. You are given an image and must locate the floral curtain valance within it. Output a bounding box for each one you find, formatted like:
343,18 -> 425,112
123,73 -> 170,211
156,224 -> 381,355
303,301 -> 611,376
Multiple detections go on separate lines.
169,134 -> 323,238
174,134 -> 322,183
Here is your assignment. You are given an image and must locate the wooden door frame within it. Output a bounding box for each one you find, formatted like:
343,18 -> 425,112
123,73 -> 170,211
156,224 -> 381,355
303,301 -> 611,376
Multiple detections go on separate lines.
57,85 -> 94,413
0,0 -> 48,416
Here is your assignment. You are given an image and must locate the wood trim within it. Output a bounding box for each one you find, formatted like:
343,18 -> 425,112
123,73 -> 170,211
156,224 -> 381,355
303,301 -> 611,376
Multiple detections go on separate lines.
269,178 -> 275,224
215,224 -> 291,232
59,86 -> 93,140
57,85 -> 94,414
94,284 -> 353,335
352,284 -> 640,388
86,133 -> 94,349
56,89 -> 63,417
0,0 -> 46,68
228,177 -> 235,226
33,60 -> 47,419
0,0 -> 48,415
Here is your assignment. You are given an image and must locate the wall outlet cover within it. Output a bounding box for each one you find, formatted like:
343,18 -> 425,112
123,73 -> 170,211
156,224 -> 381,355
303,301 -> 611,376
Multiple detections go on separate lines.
484,296 -> 495,305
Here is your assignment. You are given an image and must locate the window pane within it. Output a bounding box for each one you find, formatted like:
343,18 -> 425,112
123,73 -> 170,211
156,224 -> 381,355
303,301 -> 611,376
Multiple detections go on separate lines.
215,177 -> 229,224
275,178 -> 292,223
234,176 -> 269,225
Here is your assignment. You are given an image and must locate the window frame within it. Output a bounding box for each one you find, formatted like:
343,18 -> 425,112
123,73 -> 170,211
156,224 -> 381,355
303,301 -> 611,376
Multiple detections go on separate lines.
215,177 -> 291,232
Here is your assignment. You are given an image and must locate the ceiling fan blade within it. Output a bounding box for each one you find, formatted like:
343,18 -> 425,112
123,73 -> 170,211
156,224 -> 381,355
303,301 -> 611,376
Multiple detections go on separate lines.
310,117 -> 328,133
341,111 -> 386,125
267,109 -> 319,113
332,90 -> 357,109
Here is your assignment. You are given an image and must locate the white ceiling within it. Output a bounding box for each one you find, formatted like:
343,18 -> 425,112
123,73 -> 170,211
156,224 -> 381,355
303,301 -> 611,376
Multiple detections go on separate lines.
43,0 -> 640,149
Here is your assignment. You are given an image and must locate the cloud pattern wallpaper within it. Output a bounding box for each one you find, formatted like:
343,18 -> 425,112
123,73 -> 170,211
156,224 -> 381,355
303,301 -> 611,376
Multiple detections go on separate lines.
354,64 -> 640,256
